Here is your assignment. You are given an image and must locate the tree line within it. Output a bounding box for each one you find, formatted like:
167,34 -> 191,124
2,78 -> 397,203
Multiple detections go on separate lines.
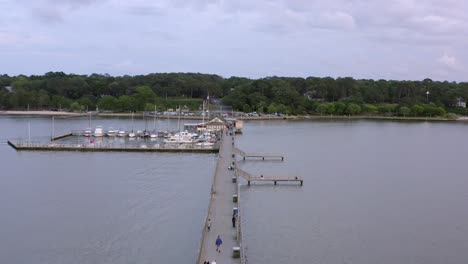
0,72 -> 467,117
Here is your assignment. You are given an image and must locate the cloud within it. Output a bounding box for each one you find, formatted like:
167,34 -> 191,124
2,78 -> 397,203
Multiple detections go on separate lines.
318,11 -> 356,30
26,0 -> 101,24
439,53 -> 458,69
2,0 -> 468,81
31,7 -> 63,24
0,32 -> 20,45
47,0 -> 100,8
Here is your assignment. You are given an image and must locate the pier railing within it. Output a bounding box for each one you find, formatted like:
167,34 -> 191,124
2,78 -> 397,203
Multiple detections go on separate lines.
235,167 -> 251,181
237,181 -> 247,264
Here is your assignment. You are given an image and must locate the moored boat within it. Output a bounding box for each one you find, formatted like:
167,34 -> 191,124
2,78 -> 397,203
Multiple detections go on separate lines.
118,130 -> 127,137
94,126 -> 104,137
84,128 -> 92,137
107,128 -> 118,137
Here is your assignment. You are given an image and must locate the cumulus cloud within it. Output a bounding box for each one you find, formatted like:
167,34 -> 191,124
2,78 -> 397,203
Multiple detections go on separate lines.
439,53 -> 458,68
318,11 -> 356,30
0,32 -> 20,45
31,7 -> 63,24
1,0 -> 468,81
26,0 -> 101,23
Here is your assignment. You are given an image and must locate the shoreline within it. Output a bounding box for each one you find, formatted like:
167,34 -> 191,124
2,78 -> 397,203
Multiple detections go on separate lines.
0,110 -> 461,122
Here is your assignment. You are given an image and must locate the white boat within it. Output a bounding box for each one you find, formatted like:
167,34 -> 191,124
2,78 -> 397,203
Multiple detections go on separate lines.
107,128 -> 118,137
164,130 -> 196,144
118,130 -> 127,137
84,128 -> 92,137
94,126 -> 104,137
136,130 -> 143,137
150,130 -> 157,138
128,130 -> 136,138
196,141 -> 215,147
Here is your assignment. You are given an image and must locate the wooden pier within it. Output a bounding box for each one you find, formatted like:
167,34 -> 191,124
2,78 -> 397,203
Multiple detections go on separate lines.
7,140 -> 219,153
233,147 -> 284,161
197,133 -> 243,264
51,133 -> 73,141
235,167 -> 303,186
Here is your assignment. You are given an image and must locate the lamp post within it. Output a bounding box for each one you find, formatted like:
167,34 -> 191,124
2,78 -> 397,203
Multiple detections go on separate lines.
426,91 -> 430,103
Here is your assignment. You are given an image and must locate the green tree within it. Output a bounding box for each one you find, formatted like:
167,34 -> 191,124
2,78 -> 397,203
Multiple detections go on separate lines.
70,102 -> 82,112
242,104 -> 251,113
267,103 -> 277,114
134,86 -> 156,110
345,103 -> 361,115
98,96 -> 117,111
316,103 -> 328,115
399,106 -> 411,117
117,95 -> 138,111
334,102 -> 346,115
412,105 -> 425,116
363,104 -> 378,114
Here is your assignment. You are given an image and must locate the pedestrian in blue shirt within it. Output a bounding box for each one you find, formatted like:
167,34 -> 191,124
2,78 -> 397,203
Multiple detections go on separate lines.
215,235 -> 223,253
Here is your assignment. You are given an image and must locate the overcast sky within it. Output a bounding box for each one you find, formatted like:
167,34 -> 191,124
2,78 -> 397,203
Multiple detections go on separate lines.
0,0 -> 467,81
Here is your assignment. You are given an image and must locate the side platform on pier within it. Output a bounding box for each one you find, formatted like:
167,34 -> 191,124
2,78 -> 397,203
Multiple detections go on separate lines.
235,167 -> 303,186
233,147 -> 284,161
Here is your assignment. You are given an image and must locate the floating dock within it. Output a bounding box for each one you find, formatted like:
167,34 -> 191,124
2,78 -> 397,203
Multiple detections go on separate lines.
7,140 -> 219,153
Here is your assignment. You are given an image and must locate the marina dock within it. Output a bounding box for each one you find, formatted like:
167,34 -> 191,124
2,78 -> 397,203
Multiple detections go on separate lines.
197,133 -> 243,264
7,140 -> 219,153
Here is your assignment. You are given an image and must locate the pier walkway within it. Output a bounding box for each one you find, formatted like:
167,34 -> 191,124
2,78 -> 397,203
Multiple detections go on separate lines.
198,134 -> 241,264
233,147 -> 284,161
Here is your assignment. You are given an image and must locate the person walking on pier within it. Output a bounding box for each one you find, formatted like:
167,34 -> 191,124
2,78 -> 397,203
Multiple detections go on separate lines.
215,235 -> 223,253
232,214 -> 236,228
207,218 -> 211,231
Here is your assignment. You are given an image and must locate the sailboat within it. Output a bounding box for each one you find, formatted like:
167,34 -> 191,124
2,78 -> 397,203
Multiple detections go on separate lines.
128,112 -> 136,138
150,105 -> 158,138
84,112 -> 92,137
107,128 -> 118,137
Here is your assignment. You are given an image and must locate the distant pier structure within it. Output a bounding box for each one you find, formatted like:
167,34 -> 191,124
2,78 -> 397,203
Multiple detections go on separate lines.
225,118 -> 243,134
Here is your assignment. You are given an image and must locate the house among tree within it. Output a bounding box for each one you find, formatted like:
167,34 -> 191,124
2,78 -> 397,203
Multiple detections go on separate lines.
184,117 -> 226,132
4,86 -> 12,92
303,91 -> 324,101
456,97 -> 466,108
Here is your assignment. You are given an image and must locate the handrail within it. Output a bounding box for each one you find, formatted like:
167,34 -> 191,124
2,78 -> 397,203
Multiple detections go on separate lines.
195,134 -> 225,264
235,168 -> 251,181
233,147 -> 246,157
237,180 -> 247,264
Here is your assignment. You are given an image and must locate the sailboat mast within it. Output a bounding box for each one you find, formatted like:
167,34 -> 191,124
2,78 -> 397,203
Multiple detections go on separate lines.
177,105 -> 181,132
154,105 -> 157,131
202,99 -> 205,131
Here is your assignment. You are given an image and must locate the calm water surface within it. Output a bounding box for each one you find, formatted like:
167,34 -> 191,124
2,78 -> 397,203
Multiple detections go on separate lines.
237,120 -> 468,264
2,116 -> 468,264
0,116 -> 216,264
